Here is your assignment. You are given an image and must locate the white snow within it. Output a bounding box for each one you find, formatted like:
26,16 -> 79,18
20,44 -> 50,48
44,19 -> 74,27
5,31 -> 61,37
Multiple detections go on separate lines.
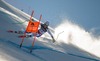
0,0 -> 100,61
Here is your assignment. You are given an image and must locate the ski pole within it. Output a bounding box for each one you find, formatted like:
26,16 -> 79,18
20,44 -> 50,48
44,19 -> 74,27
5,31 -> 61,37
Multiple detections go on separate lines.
56,31 -> 64,40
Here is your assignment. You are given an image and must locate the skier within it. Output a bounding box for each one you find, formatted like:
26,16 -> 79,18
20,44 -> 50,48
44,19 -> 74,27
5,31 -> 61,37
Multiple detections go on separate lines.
8,21 -> 55,43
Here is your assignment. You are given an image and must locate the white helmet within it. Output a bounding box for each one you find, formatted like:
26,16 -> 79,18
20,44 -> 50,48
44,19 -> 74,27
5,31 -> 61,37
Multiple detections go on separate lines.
44,21 -> 49,26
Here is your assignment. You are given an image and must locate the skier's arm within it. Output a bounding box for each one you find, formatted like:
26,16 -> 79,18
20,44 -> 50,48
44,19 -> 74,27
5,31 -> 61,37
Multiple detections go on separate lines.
47,29 -> 55,43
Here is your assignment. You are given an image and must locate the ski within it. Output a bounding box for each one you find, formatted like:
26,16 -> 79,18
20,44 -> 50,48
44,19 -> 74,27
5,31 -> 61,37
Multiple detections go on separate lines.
29,14 -> 42,53
20,10 -> 34,48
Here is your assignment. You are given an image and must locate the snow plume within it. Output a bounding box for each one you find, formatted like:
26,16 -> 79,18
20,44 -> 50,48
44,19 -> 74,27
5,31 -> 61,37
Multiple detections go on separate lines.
54,19 -> 100,57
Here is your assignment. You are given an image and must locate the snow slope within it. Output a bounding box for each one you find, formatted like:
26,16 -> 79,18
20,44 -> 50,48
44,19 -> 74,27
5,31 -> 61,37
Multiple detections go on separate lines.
0,0 -> 100,61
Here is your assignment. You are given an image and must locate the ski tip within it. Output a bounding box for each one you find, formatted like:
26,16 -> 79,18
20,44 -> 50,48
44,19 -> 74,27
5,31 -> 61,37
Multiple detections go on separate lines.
32,10 -> 34,13
39,14 -> 42,21
30,51 -> 32,53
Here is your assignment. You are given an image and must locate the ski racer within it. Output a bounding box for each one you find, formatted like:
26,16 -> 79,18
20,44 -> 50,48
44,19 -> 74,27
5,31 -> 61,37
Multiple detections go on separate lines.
8,21 -> 55,43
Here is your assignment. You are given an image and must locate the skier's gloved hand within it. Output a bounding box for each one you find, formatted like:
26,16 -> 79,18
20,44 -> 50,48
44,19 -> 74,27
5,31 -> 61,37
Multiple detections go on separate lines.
52,38 -> 56,43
